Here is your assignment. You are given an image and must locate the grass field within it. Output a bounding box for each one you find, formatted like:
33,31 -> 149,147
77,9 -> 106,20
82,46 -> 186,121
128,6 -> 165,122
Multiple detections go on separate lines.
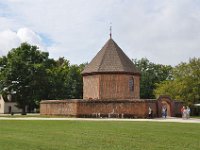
0,121 -> 200,150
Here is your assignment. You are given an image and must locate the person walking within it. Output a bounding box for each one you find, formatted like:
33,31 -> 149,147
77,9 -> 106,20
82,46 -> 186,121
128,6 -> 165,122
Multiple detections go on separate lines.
164,107 -> 167,118
162,106 -> 166,118
186,106 -> 190,119
181,106 -> 185,119
148,107 -> 152,118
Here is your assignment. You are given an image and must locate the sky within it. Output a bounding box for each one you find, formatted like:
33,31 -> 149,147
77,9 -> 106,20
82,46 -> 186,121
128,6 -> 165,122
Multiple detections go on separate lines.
0,0 -> 200,66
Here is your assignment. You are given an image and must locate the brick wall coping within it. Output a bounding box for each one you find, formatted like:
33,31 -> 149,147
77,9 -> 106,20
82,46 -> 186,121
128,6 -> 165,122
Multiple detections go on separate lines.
40,99 -> 157,104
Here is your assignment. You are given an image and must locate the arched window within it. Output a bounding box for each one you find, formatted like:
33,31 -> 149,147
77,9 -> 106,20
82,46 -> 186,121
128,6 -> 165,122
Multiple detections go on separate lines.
129,77 -> 134,92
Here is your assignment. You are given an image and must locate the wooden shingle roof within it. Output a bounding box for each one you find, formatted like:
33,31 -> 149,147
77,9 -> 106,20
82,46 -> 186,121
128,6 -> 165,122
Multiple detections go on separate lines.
82,38 -> 140,75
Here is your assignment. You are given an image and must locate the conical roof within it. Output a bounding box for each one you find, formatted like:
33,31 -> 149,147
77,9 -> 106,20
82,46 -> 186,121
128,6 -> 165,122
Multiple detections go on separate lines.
82,38 -> 140,75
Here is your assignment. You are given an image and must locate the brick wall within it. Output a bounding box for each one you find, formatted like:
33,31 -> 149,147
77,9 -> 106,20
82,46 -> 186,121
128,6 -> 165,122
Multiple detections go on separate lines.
40,99 -> 157,118
77,100 -> 147,117
83,74 -> 140,100
174,101 -> 184,117
40,100 -> 78,116
133,75 -> 140,99
83,75 -> 100,99
40,97 -> 183,118
157,96 -> 183,117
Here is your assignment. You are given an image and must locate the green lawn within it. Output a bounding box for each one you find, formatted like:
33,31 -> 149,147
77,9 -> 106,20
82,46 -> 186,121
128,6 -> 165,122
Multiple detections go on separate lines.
0,121 -> 200,150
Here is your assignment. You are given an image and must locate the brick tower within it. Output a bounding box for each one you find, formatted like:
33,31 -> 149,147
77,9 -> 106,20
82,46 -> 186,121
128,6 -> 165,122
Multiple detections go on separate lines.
82,38 -> 140,100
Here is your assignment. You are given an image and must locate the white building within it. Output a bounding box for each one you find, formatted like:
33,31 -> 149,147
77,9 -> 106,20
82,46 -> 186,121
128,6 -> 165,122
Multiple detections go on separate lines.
0,95 -> 22,114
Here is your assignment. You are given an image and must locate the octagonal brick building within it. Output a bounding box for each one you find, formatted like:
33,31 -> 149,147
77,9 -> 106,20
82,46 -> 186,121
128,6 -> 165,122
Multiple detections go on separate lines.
40,37 -> 183,118
82,38 -> 141,100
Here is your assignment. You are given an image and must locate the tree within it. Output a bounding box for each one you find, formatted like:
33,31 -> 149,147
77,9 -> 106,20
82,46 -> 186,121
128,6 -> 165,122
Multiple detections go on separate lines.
46,58 -> 86,99
0,56 -> 7,90
154,58 -> 200,105
133,58 -> 172,99
0,43 -> 52,114
0,42 -> 98,113
46,57 -> 71,99
66,64 -> 83,99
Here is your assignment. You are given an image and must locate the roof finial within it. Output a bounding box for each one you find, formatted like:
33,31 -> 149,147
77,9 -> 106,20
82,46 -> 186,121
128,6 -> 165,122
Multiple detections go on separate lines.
109,23 -> 112,39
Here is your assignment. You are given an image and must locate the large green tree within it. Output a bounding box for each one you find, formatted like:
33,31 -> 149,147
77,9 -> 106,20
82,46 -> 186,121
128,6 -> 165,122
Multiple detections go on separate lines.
0,43 -> 86,114
154,58 -> 200,105
46,57 -> 70,99
0,43 -> 53,114
46,57 -> 85,99
133,58 -> 172,99
66,64 -> 84,99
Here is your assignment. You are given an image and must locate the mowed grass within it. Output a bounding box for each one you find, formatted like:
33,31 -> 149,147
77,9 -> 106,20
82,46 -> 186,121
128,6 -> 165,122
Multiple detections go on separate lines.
0,121 -> 200,150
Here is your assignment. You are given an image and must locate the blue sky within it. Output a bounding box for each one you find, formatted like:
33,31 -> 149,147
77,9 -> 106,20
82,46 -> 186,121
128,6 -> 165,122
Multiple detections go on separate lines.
0,0 -> 200,66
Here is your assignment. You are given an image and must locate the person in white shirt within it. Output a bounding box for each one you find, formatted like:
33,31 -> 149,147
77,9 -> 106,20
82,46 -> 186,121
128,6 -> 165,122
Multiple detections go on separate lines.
186,106 -> 190,119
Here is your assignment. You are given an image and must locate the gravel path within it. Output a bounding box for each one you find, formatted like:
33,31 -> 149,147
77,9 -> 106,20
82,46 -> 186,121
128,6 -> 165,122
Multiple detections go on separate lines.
0,116 -> 200,123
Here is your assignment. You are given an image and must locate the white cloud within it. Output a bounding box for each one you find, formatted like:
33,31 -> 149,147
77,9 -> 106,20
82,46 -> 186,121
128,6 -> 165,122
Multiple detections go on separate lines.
0,28 -> 45,56
0,0 -> 200,65
0,30 -> 20,55
17,28 -> 45,50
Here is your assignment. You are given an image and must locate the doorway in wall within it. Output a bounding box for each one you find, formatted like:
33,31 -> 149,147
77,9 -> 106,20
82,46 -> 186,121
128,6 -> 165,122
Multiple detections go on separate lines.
161,101 -> 171,117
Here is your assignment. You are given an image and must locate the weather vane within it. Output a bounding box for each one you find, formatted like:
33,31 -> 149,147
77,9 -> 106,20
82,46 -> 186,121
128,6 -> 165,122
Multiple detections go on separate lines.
109,23 -> 112,39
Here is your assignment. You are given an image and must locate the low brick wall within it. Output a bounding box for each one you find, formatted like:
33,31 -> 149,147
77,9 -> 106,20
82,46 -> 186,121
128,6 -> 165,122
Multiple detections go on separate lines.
40,100 -> 78,116
77,100 -> 147,118
40,99 -> 159,118
174,101 -> 184,117
40,97 -> 183,118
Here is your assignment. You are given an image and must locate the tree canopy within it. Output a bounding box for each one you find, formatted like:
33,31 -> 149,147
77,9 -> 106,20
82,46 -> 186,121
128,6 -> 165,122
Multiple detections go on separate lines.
0,43 -> 52,113
154,58 -> 200,105
0,43 -> 85,113
133,58 -> 172,99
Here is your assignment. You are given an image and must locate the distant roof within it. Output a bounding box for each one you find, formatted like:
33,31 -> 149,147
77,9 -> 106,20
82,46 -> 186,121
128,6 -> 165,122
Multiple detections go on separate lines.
82,38 -> 140,75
